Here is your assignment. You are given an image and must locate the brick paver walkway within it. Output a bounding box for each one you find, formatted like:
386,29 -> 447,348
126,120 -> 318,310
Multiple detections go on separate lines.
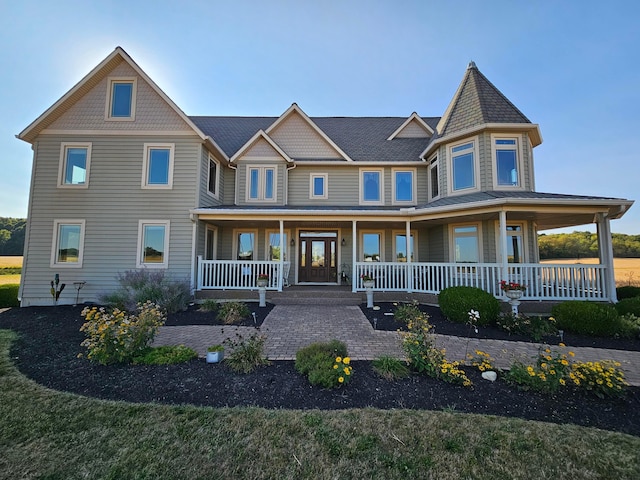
153,305 -> 640,386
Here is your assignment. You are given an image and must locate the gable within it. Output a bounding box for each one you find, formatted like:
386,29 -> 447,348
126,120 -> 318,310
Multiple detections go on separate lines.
269,110 -> 344,159
394,119 -> 431,138
241,137 -> 285,159
44,59 -> 193,133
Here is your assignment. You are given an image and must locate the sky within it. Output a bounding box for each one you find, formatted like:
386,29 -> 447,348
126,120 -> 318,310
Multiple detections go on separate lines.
1,0 -> 639,234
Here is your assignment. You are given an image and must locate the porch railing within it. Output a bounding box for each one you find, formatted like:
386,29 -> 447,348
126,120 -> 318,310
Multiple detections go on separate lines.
197,257 -> 287,290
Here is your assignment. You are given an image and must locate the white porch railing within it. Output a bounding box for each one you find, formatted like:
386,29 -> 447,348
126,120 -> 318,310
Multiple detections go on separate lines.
197,257 -> 288,290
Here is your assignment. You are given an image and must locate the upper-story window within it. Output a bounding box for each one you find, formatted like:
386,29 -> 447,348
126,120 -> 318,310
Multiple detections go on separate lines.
142,144 -> 174,189
247,166 -> 276,202
207,154 -> 220,198
310,173 -> 328,199
492,136 -> 521,188
360,168 -> 384,205
106,77 -> 137,120
392,169 -> 415,204
450,140 -> 478,192
58,143 -> 91,188
429,155 -> 440,200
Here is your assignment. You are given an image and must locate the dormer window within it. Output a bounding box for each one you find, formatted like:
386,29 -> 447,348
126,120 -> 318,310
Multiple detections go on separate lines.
492,135 -> 522,188
106,77 -> 137,120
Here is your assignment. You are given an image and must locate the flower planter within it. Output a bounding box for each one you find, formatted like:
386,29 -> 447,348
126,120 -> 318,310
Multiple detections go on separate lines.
206,350 -> 224,363
257,279 -> 269,288
363,280 -> 374,289
504,290 -> 523,300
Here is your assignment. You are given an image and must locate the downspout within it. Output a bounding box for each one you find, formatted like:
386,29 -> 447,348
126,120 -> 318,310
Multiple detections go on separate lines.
190,214 -> 197,293
406,219 -> 412,293
499,210 -> 508,296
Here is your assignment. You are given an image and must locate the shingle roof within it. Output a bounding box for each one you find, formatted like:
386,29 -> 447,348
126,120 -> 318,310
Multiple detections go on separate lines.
439,62 -> 530,137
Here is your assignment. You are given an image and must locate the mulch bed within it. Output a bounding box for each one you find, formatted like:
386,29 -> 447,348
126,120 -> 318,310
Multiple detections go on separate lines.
0,304 -> 639,437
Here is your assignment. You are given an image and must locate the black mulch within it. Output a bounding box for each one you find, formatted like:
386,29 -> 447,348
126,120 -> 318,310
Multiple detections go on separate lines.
0,305 -> 639,437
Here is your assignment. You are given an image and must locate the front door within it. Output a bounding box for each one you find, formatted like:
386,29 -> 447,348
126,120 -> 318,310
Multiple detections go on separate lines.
298,234 -> 337,283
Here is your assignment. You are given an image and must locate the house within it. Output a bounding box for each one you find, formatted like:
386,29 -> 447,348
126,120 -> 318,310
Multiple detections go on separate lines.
16,47 -> 633,307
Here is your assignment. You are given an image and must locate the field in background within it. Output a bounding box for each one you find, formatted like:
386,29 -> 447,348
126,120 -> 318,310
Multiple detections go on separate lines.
0,256 -> 22,268
541,258 -> 640,287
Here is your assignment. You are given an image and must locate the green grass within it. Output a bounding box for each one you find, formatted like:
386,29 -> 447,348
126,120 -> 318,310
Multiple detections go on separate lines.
0,329 -> 639,479
0,284 -> 19,307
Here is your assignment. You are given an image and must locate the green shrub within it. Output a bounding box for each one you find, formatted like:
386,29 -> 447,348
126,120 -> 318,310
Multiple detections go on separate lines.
217,301 -> 250,324
615,297 -> 640,317
438,286 -> 500,326
295,340 -> 351,388
132,345 -> 198,365
393,301 -> 422,323
372,356 -> 410,380
199,299 -> 218,312
223,332 -> 270,373
551,301 -> 633,337
0,284 -> 19,308
496,313 -> 557,341
80,302 -> 166,364
100,270 -> 191,314
616,286 -> 640,300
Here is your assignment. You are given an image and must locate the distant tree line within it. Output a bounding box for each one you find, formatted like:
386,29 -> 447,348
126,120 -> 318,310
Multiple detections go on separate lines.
538,231 -> 640,259
0,217 -> 26,256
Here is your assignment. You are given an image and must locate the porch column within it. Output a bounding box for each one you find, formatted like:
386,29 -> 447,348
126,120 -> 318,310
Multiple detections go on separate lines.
406,220 -> 412,293
278,220 -> 284,292
352,220 -> 357,293
596,213 -> 617,302
499,210 -> 508,291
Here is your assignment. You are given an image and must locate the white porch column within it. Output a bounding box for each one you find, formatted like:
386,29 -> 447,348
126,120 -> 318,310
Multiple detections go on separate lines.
499,210 -> 508,288
352,220 -> 357,293
278,220 -> 284,292
406,220 -> 412,293
597,213 -> 617,302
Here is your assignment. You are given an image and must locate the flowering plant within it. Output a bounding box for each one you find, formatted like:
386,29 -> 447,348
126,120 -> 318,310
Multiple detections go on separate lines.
333,356 -> 353,386
500,280 -> 526,291
257,273 -> 269,280
361,273 -> 375,282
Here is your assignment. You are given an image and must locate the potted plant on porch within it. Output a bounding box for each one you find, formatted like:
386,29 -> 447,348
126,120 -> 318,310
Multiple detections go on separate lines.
361,273 -> 375,289
206,344 -> 225,363
257,273 -> 269,288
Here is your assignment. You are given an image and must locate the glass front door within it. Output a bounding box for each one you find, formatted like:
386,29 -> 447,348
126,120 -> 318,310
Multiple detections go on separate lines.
298,232 -> 337,283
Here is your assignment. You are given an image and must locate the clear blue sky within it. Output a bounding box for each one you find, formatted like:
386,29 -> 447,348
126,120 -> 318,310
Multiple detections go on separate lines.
1,0 -> 639,234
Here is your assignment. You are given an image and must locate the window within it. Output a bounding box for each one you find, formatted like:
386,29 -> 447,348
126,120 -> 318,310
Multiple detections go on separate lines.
361,232 -> 383,262
236,231 -> 256,260
392,169 -> 415,204
142,144 -> 174,188
310,173 -> 328,199
266,231 -> 289,260
492,136 -> 521,188
137,221 -> 169,268
360,169 -> 383,204
394,232 -> 415,262
207,154 -> 220,198
450,140 -> 477,192
496,224 -> 525,263
247,166 -> 276,202
452,224 -> 481,263
429,156 -> 439,200
51,220 -> 85,267
106,77 -> 136,120
205,225 -> 216,260
59,143 -> 91,187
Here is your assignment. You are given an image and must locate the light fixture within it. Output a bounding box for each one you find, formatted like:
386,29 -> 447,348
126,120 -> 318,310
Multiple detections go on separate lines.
341,238 -> 346,247
290,238 -> 295,247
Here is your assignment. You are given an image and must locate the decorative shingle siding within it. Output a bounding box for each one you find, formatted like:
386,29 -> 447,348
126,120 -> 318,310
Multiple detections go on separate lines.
243,138 -> 282,158
269,112 -> 342,159
395,120 -> 431,138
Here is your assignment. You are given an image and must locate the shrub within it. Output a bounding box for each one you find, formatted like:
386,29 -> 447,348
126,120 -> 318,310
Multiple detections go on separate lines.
551,301 -> 633,337
199,299 -> 218,312
100,270 -> 191,314
616,285 -> 640,300
400,310 -> 471,386
223,332 -> 270,373
438,286 -> 500,326
393,301 -> 422,324
132,345 -> 198,365
372,356 -> 410,380
615,297 -> 640,317
80,302 -> 166,364
295,340 -> 351,388
569,360 -> 628,398
0,284 -> 19,308
217,301 -> 250,324
496,312 -> 557,341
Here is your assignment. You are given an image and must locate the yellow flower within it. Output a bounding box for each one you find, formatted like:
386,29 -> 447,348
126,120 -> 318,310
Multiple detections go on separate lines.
559,342 -> 565,347
338,377 -> 344,383
335,357 -> 342,363
561,359 -> 569,366
344,369 -> 350,376
333,364 -> 338,369
343,357 -> 350,365
569,352 -> 575,357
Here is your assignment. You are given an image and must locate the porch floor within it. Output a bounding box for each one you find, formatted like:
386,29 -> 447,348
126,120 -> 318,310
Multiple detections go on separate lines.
154,304 -> 640,386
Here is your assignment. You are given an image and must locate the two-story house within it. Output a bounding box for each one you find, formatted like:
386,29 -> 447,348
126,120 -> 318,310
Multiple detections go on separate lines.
17,47 -> 633,306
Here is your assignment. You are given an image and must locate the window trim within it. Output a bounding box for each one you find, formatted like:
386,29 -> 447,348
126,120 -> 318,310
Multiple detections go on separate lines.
105,77 -> 137,121
58,142 -> 92,188
309,173 -> 328,200
136,220 -> 170,268
359,168 -> 384,205
428,154 -> 440,201
246,166 -> 277,202
265,229 -> 291,261
448,137 -> 480,195
50,219 -> 86,268
449,222 -> 483,263
494,221 -> 527,263
392,230 -> 417,262
142,143 -> 175,189
491,134 -> 524,190
360,230 -> 385,262
206,153 -> 220,199
234,229 -> 259,260
391,168 -> 416,205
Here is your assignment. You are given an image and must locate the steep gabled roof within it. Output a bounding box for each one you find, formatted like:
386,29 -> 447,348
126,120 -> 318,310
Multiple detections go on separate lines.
229,130 -> 293,163
387,112 -> 434,140
436,62 -> 531,137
